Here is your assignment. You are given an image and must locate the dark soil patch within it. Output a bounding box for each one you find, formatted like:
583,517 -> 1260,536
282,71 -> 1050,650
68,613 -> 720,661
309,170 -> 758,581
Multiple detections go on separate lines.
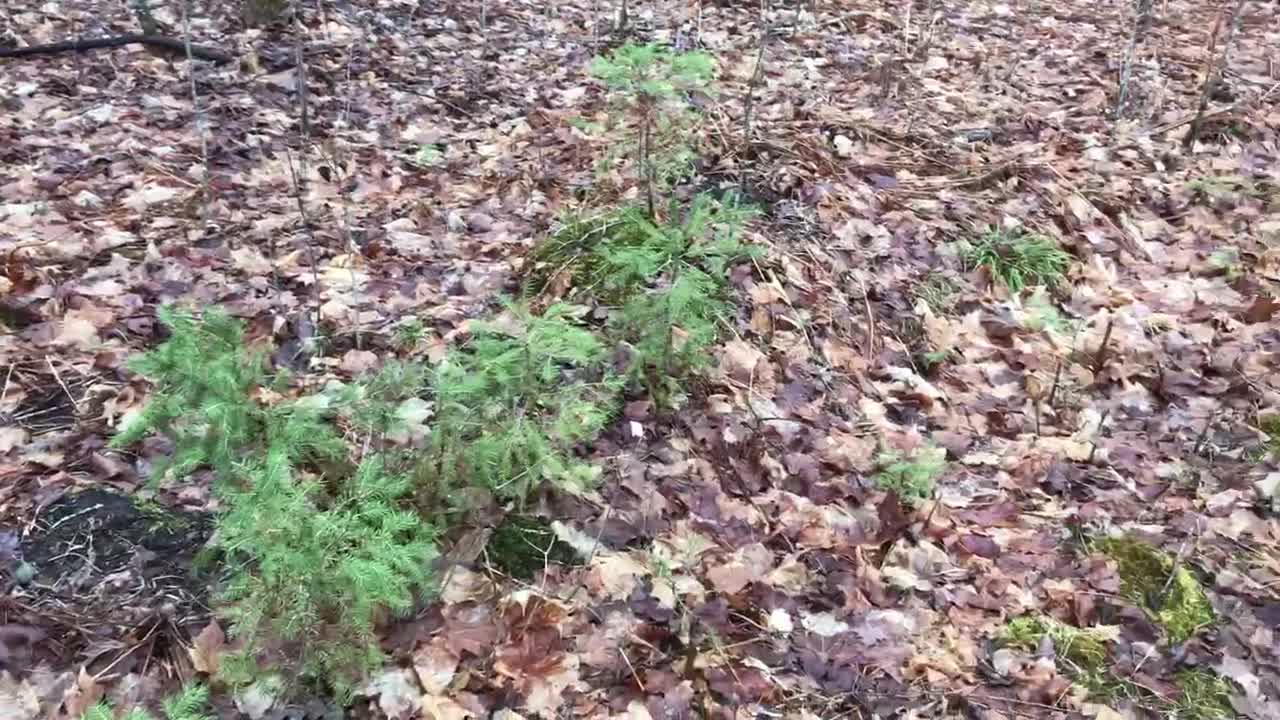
486,514 -> 580,579
10,489 -> 214,670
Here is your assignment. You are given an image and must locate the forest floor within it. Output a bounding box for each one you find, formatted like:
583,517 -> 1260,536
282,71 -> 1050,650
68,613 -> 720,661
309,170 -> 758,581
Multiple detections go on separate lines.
1,0 -> 1279,718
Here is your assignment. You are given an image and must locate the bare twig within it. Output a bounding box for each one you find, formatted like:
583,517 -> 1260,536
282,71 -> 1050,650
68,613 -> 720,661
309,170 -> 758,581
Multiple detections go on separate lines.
1184,0 -> 1247,149
285,150 -> 321,330
44,357 -> 82,416
1193,407 -> 1219,456
1114,0 -> 1156,119
1087,408 -> 1110,465
1048,358 -> 1064,407
856,273 -> 877,361
616,0 -> 629,33
741,0 -> 771,145
293,0 -> 311,142
181,0 -> 213,239
1092,314 -> 1115,374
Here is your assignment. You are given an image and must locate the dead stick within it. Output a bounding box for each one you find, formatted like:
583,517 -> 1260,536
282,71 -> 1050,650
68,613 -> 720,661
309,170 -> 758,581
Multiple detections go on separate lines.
1087,408 -> 1110,465
1193,407 -> 1219,456
1092,314 -> 1114,375
1048,359 -> 1064,408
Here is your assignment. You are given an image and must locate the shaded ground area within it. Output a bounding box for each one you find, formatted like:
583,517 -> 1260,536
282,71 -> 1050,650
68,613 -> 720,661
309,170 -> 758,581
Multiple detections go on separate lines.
5,489 -> 211,677
1,0 -> 1279,717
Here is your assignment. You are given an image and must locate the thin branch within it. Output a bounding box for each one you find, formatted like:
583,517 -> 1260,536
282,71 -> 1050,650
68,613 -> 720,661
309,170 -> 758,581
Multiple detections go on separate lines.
741,0 -> 771,145
181,0 -> 213,239
1114,0 -> 1156,119
1184,0 -> 1247,149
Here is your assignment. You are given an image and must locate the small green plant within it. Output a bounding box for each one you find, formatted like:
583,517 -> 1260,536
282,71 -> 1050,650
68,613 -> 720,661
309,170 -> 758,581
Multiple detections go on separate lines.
1173,668 -> 1236,720
917,349 -> 951,372
1001,616 -> 1109,670
1207,247 -> 1244,280
422,303 -> 621,504
115,308 -> 435,696
486,514 -> 580,579
393,317 -> 428,349
411,143 -> 444,168
874,444 -> 946,505
1092,536 -> 1215,644
1187,174 -> 1271,205
527,194 -> 758,403
1259,413 -> 1280,463
590,43 -> 716,216
962,227 -> 1072,292
84,683 -> 212,720
1023,287 -> 1076,333
529,194 -> 757,301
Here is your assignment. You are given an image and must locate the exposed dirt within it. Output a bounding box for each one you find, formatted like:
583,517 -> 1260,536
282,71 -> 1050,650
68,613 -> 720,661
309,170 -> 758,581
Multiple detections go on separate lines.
10,489 -> 212,675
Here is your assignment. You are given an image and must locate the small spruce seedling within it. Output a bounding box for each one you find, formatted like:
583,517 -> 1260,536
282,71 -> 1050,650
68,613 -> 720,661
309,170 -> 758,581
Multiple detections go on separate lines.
590,43 -> 716,217
84,683 -> 213,720
874,444 -> 946,505
115,308 -> 435,697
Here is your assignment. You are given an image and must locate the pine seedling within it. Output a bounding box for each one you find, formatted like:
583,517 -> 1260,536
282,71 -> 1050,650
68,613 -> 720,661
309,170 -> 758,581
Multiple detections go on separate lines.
590,43 -> 716,216
874,444 -> 946,505
527,193 -> 757,304
218,452 -> 436,696
611,267 -> 728,402
116,308 -> 435,695
423,303 -> 621,504
84,683 -> 213,720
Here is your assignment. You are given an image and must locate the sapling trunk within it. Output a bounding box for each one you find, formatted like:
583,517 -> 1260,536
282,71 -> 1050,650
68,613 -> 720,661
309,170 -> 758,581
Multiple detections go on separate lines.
181,0 -> 213,239
1184,0 -> 1247,149
640,96 -> 656,218
1115,0 -> 1156,119
742,0 -> 771,144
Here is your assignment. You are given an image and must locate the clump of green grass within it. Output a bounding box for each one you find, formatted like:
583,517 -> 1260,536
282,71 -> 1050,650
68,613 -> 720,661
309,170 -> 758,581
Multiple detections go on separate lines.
1092,536 -> 1215,644
962,227 -> 1072,292
1174,668 -> 1236,720
874,444 -> 946,505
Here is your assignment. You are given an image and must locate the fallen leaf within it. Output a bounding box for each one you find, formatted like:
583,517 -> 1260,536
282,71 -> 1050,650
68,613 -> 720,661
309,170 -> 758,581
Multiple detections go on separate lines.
189,620 -> 225,676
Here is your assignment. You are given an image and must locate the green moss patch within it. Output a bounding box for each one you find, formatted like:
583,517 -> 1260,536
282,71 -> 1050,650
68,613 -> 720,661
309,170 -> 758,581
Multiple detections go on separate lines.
1001,616 -> 1108,670
1093,536 -> 1215,644
486,515 -> 581,579
1259,413 -> 1280,456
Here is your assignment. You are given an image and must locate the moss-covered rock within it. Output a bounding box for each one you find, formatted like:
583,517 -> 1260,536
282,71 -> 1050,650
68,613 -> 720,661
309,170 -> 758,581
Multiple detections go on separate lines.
1093,536 -> 1214,644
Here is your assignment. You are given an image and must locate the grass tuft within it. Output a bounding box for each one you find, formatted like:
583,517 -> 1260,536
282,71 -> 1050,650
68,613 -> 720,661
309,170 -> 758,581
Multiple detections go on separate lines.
1174,668 -> 1236,720
962,227 -> 1072,292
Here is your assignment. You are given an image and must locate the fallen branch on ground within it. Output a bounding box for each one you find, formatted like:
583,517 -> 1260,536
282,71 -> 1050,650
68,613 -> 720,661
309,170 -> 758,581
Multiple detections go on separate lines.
0,35 -> 233,64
